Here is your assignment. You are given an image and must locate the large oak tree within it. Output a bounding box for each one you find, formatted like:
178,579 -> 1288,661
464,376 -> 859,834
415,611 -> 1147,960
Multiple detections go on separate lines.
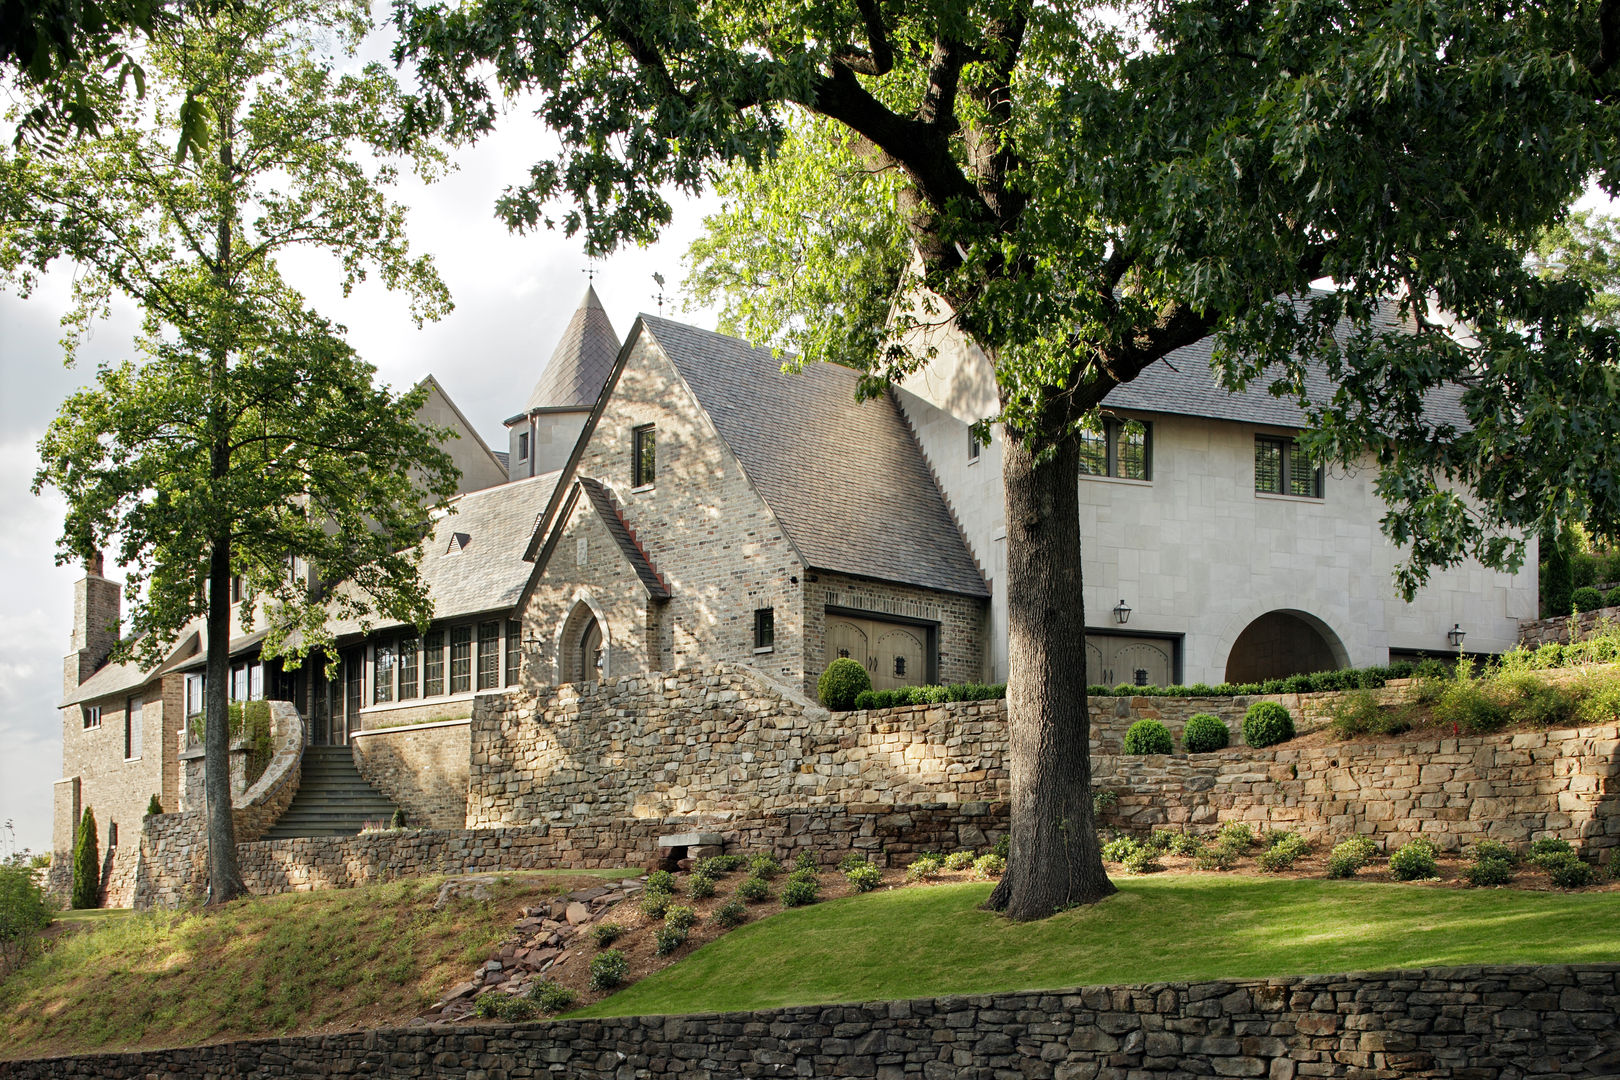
397,0 -> 1620,918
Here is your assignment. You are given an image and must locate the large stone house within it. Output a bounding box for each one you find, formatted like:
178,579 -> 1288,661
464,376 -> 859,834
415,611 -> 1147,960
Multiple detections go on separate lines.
51,285 -> 1537,900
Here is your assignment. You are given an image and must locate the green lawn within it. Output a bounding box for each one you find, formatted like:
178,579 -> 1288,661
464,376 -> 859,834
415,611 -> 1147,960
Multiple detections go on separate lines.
575,876 -> 1620,1017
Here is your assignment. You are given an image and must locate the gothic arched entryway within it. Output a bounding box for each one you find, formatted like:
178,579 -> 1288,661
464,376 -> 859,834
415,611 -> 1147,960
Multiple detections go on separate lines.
1224,610 -> 1347,683
558,600 -> 607,684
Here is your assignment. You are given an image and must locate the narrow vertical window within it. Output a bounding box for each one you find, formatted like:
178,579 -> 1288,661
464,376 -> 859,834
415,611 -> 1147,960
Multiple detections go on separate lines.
450,626 -> 472,694
967,430 -> 980,462
423,630 -> 445,696
398,637 -> 419,701
518,431 -> 530,460
477,620 -> 500,690
125,697 -> 142,759
505,620 -> 522,685
632,424 -> 656,486
83,704 -> 101,730
374,641 -> 396,704
754,608 -> 775,651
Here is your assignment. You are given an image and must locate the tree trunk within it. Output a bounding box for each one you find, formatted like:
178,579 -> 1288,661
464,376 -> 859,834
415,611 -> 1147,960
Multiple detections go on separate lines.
204,535 -> 247,905
985,430 -> 1115,919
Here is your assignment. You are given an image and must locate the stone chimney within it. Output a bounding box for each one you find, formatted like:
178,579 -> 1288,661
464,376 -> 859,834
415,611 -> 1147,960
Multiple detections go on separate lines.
64,552 -> 121,694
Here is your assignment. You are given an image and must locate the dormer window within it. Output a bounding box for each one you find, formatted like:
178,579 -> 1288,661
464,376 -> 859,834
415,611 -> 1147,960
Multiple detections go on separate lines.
518,431 -> 530,460
632,425 -> 656,487
446,531 -> 471,555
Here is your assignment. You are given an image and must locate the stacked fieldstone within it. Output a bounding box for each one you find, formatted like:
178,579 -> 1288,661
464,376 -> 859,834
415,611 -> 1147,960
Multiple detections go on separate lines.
11,964 -> 1619,1078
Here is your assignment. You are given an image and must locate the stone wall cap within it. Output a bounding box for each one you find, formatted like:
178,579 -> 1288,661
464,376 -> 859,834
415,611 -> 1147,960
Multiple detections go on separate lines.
659,832 -> 724,847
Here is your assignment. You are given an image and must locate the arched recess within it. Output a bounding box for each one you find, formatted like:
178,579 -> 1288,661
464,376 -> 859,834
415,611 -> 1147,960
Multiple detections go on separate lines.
1224,609 -> 1349,684
554,593 -> 611,685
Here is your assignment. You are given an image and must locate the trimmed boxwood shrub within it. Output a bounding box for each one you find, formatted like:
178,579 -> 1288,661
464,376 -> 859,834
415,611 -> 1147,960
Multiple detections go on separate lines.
1122,718 -> 1173,755
818,657 -> 872,709
1572,585 -> 1605,612
1242,702 -> 1295,748
1389,838 -> 1439,881
736,875 -> 772,903
781,876 -> 820,906
1182,713 -> 1230,754
588,949 -> 629,991
845,862 -> 882,892
1465,857 -> 1516,887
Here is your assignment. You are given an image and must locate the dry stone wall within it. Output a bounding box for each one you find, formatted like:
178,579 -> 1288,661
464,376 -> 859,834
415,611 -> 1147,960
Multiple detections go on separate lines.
1519,606 -> 1620,647
350,720 -> 470,830
10,964 -> 1618,1079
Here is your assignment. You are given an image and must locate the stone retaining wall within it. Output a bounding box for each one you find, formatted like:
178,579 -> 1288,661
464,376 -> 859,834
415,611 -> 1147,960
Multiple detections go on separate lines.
1095,724 -> 1620,857
1520,606 -> 1620,647
8,963 -> 1617,1078
350,720 -> 470,830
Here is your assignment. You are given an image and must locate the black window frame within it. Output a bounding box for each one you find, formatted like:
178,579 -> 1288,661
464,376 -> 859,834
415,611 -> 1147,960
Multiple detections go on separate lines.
1254,435 -> 1323,499
477,620 -> 501,690
1078,417 -> 1152,481
517,431 -> 530,460
754,608 -> 775,652
967,430 -> 981,462
449,626 -> 472,694
398,637 -> 419,701
632,424 -> 656,487
423,630 -> 445,697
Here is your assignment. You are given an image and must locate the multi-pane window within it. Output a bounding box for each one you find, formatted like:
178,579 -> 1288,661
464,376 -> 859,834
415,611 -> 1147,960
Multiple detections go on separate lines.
373,641 -> 396,704
423,630 -> 445,697
449,626 -> 472,694
83,704 -> 101,730
754,608 -> 775,651
185,674 -> 205,720
505,620 -> 522,685
632,424 -> 656,486
477,620 -> 500,690
398,637 -> 419,701
1254,436 -> 1322,498
1078,418 -> 1151,480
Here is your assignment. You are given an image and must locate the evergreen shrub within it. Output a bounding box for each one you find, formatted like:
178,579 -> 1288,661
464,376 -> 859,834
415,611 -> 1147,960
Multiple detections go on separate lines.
1256,834 -> 1311,872
70,807 -> 99,910
736,876 -> 772,903
663,905 -> 698,932
686,873 -> 716,899
1195,843 -> 1239,871
838,851 -> 871,874
1122,719 -> 1173,755
1242,702 -> 1295,748
906,854 -> 944,881
712,899 -> 748,927
970,853 -> 1005,879
1389,838 -> 1440,881
749,853 -> 781,879
589,949 -> 629,990
589,922 -> 624,948
1572,586 -> 1605,612
942,851 -> 975,871
645,870 -> 677,893
654,925 -> 688,956
1540,852 -> 1599,888
531,982 -> 578,1013
1121,847 -> 1161,874
818,658 -> 872,709
781,876 -> 820,906
1182,713 -> 1230,753
145,795 -> 162,816
845,862 -> 882,892
1216,822 -> 1257,849
1100,837 -> 1141,862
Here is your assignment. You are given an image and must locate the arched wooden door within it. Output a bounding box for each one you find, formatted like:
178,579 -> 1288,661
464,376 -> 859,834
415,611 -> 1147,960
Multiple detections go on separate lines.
824,612 -> 934,690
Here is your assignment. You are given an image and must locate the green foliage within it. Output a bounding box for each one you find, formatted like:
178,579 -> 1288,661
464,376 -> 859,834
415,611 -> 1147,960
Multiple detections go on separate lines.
145,795 -> 162,816
589,922 -> 624,948
1539,852 -> 1599,889
942,851 -> 975,871
1242,703 -> 1295,748
1122,719 -> 1173,755
780,876 -> 820,907
905,855 -> 944,882
991,835 -> 1010,860
1120,847 -> 1161,875
654,925 -> 688,956
845,862 -> 883,892
1166,833 -> 1204,857
1100,837 -> 1141,863
1195,844 -> 1240,872
748,854 -> 780,879
736,876 -> 772,904
686,873 -> 716,899
792,850 -> 818,873
853,683 -> 1009,710
695,855 -> 748,875
389,808 -> 407,830
529,981 -> 578,1014
1182,714 -> 1230,754
1389,839 -> 1440,881
1530,837 -> 1575,862
1469,840 -> 1519,867
817,658 -> 871,710
1433,666 -> 1511,735
712,899 -> 748,928
1465,857 -> 1517,887
1145,830 -> 1177,853
638,890 -> 671,920
664,905 -> 698,933
838,851 -> 872,874
1326,837 -> 1379,879
474,991 -> 538,1022
1572,586 -> 1604,612
0,856 -> 54,975
1327,690 -> 1410,739
1216,822 -> 1258,850
588,949 -> 629,991
1091,789 -> 1118,819
1256,835 -> 1311,873
70,807 -> 99,910
645,871 -> 676,893
970,853 -> 1006,880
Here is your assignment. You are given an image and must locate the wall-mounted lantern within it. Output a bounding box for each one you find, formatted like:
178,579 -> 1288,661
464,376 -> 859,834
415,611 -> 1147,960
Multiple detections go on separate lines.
1447,623 -> 1466,649
1113,599 -> 1132,625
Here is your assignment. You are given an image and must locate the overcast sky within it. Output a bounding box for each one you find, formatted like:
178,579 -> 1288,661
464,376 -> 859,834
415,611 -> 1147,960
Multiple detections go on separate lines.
0,58 -> 722,856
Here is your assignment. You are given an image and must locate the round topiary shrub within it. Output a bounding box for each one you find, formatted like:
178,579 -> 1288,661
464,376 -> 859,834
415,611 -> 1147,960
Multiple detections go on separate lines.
1122,718 -> 1173,755
1572,585 -> 1605,612
818,657 -> 872,710
1388,838 -> 1439,881
1182,713 -> 1230,754
1242,702 -> 1296,748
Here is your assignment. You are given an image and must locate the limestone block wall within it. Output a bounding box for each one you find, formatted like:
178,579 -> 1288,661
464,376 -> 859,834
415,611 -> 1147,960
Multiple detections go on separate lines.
350,720 -> 470,830
13,964 -> 1619,1079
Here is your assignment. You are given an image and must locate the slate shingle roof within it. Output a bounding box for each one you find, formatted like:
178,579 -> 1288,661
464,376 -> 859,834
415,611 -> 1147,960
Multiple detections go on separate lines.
640,316 -> 989,599
60,631 -> 201,707
524,286 -> 621,411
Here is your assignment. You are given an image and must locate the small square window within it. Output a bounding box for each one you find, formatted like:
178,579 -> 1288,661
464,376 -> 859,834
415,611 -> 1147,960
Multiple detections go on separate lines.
632,424 -> 656,487
83,704 -> 101,730
754,608 -> 775,651
1079,418 -> 1151,480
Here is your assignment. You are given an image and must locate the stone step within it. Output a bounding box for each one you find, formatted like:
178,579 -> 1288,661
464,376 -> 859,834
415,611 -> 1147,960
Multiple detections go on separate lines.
261,746 -> 401,840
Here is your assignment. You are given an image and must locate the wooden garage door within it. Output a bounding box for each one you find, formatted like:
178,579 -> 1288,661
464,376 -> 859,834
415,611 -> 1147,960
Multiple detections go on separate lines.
825,613 -> 932,691
1084,635 -> 1174,687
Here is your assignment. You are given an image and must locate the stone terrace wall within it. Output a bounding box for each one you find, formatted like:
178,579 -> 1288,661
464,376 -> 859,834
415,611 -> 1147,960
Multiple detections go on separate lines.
1096,724 -> 1620,858
10,964 -> 1618,1079
350,720 -> 470,830
1520,605 -> 1620,647
467,662 -> 1359,829
130,803 -> 1005,908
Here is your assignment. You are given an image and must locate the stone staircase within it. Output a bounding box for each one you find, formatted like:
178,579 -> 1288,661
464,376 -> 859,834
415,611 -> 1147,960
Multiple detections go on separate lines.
260,745 -> 401,840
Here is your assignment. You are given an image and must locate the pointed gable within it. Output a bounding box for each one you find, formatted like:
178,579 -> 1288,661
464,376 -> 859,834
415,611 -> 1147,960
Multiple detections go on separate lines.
525,285 -> 621,411
640,316 -> 988,599
533,477 -> 671,599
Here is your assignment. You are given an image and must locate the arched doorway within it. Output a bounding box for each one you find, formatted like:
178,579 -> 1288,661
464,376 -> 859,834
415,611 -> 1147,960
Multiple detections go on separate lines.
558,600 -> 607,684
1224,610 -> 1347,683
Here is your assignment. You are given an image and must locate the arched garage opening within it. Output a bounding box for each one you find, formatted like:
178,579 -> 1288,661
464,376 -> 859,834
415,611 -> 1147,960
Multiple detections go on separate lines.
1224,610 -> 1348,684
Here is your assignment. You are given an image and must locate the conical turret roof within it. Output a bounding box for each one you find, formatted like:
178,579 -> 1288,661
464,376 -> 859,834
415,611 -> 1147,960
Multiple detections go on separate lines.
524,285 -> 621,410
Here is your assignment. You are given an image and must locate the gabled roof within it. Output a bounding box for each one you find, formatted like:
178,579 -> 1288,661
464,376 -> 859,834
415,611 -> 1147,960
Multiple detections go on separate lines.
60,630 -> 199,707
533,478 -> 671,599
522,286 -> 621,412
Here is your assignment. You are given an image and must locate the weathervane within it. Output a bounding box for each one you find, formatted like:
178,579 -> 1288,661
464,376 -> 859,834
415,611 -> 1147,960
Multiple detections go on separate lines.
652,272 -> 668,314
582,259 -> 598,284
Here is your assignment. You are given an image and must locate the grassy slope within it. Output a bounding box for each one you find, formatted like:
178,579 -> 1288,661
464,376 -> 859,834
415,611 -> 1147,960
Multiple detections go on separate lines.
576,876 -> 1620,1017
0,871 -> 631,1061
